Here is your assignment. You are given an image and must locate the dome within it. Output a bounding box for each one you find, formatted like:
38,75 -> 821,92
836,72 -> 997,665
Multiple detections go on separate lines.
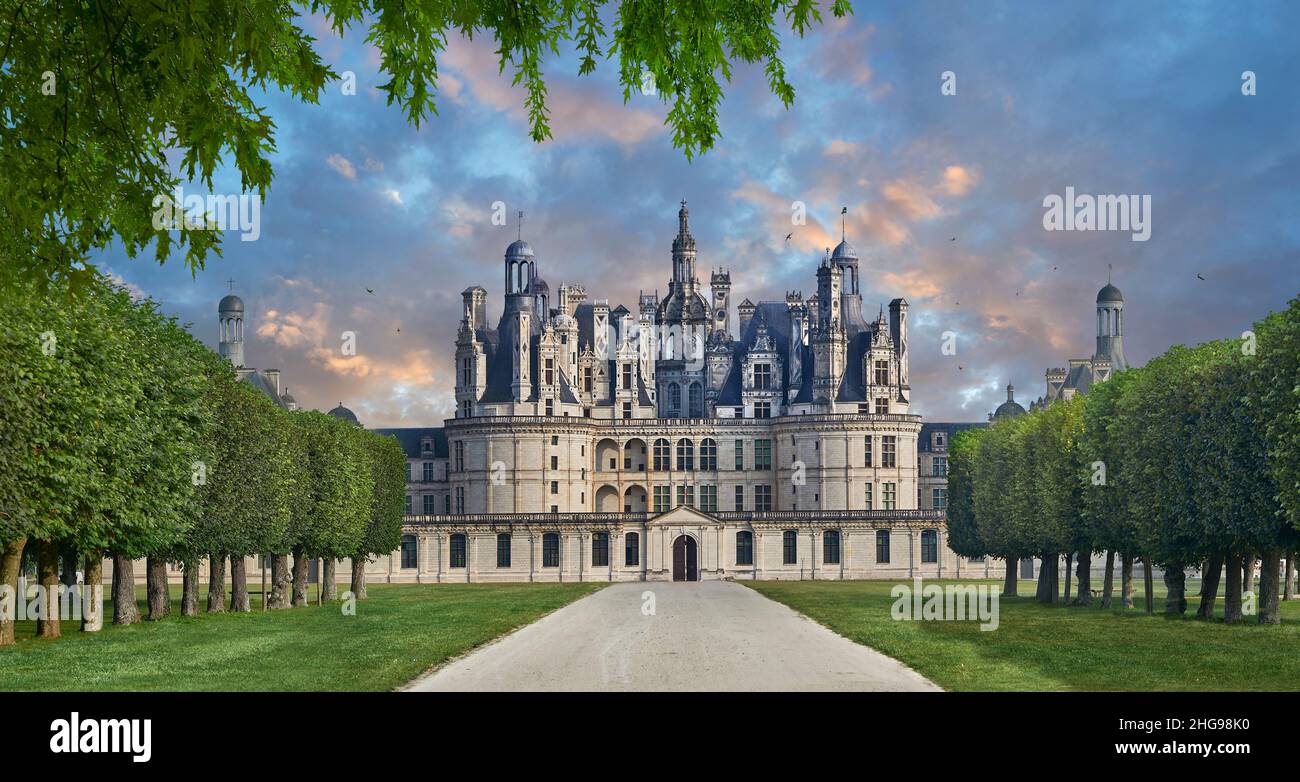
831,239 -> 858,262
530,277 -> 550,294
505,239 -> 535,259
1096,283 -> 1123,303
327,403 -> 360,425
992,384 -> 1026,420
219,294 -> 245,313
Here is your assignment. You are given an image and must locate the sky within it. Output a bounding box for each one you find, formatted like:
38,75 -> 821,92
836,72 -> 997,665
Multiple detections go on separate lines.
101,1 -> 1300,427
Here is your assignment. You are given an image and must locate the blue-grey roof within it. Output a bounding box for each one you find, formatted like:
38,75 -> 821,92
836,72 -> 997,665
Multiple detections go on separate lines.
919,422 -> 987,452
371,427 -> 448,458
219,294 -> 245,313
239,371 -> 288,409
1096,283 -> 1123,303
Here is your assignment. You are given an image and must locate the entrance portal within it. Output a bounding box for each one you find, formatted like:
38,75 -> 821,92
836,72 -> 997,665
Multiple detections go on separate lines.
672,535 -> 698,582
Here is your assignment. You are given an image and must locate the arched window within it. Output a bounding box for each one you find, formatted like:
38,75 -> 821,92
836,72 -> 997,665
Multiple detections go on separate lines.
653,438 -> 672,471
689,382 -> 703,417
677,438 -> 694,471
497,533 -> 512,568
625,532 -> 640,566
400,534 -> 418,569
449,533 -> 466,568
543,533 -> 560,568
699,438 -> 717,471
823,530 -> 841,565
592,532 -> 609,567
736,531 -> 753,566
668,382 -> 682,412
921,529 -> 939,564
782,530 -> 798,565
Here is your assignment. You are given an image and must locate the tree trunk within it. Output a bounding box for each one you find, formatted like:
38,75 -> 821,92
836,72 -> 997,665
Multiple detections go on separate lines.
1121,553 -> 1134,608
1074,549 -> 1092,605
1224,552 -> 1243,624
1142,559 -> 1154,614
1258,548 -> 1282,625
1035,555 -> 1048,602
1101,550 -> 1115,608
0,537 -> 26,645
1243,554 -> 1256,596
322,559 -> 338,601
1164,565 -> 1186,615
1197,552 -> 1223,619
351,556 -> 368,600
1049,555 -> 1060,605
146,557 -> 170,620
112,553 -> 140,625
230,556 -> 251,612
61,545 -> 79,589
1062,551 -> 1073,604
181,558 -> 199,617
268,554 -> 291,609
291,548 -> 309,607
81,553 -> 103,632
1002,557 -> 1017,598
206,554 -> 227,613
1285,551 -> 1296,601
36,539 -> 62,638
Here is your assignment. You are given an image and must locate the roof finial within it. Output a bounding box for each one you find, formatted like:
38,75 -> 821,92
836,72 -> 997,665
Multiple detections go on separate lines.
227,277 -> 235,291
518,211 -> 524,240
840,206 -> 848,241
1007,384 -> 1015,402
1108,263 -> 1112,284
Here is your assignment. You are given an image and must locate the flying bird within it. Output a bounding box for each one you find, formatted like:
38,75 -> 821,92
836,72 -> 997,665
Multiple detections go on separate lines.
950,237 -> 957,241
784,232 -> 793,243
366,288 -> 374,295
1196,273 -> 1206,281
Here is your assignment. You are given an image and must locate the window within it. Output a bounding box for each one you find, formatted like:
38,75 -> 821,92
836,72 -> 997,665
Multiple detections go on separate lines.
875,397 -> 889,415
782,530 -> 798,565
583,366 -> 593,393
653,438 -> 671,471
932,456 -> 948,477
449,534 -> 466,568
874,360 -> 889,386
933,488 -> 948,509
922,529 -> 938,563
754,401 -> 771,419
734,439 -> 744,470
754,363 -> 772,390
734,485 -> 745,511
401,535 -> 418,569
542,533 -> 560,567
621,363 -> 632,390
423,494 -> 435,514
545,399 -> 553,416
736,531 -> 753,566
882,482 -> 896,510
622,401 -> 632,419
406,462 -> 413,482
405,494 -> 412,515
591,532 -> 609,567
699,484 -> 717,512
551,455 -> 559,470
677,438 -> 694,471
755,439 -> 772,470
858,403 -> 870,415
625,532 -> 640,566
881,436 -> 896,468
546,357 -> 555,386
864,436 -> 873,467
676,484 -> 694,508
422,461 -> 434,482
444,494 -> 451,514
823,530 -> 841,565
865,483 -> 873,510
755,484 -> 773,512
455,486 -> 465,514
699,438 -> 717,471
668,383 -> 681,412
933,431 -> 946,449
689,383 -> 703,417
497,534 -> 511,568
550,480 -> 558,495
454,441 -> 465,472
653,485 -> 671,512
876,530 -> 890,563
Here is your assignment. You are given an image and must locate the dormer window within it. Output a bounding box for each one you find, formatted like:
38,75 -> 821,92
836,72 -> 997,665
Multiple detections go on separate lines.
874,360 -> 889,386
754,363 -> 772,390
934,431 -> 946,449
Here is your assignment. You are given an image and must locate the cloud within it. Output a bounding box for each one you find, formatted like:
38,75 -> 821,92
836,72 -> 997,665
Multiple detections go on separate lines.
326,154 -> 357,179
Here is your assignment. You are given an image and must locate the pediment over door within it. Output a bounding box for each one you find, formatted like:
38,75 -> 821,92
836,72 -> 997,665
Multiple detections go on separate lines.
648,505 -> 722,527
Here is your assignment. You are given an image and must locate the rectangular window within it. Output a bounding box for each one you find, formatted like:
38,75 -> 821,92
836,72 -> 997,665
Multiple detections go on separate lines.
400,538 -> 417,569
423,494 -> 435,515
734,485 -> 744,511
875,360 -> 889,386
823,531 -> 840,565
864,436 -> 873,467
734,440 -> 744,470
653,485 -> 671,513
676,484 -> 694,508
699,484 -> 718,513
455,486 -> 465,514
865,483 -> 873,510
550,480 -> 558,495
454,441 -> 465,472
881,436 -> 896,468
591,533 -> 609,567
755,484 -> 773,512
876,530 -> 890,563
736,532 -> 753,566
545,358 -> 554,386
625,533 -> 640,567
497,535 -> 511,568
932,456 -> 948,477
875,397 -> 889,415
443,494 -> 451,514
621,364 -> 632,389
583,367 -> 593,393
405,495 -> 412,515
622,401 -> 632,419
754,401 -> 771,419
422,461 -> 434,482
755,439 -> 772,470
782,530 -> 797,565
545,399 -> 553,416
933,488 -> 948,509
449,536 -> 466,568
542,535 -> 559,568
754,363 -> 772,390
882,482 -> 896,510
406,462 -> 413,482
551,455 -> 559,470
922,530 -> 939,563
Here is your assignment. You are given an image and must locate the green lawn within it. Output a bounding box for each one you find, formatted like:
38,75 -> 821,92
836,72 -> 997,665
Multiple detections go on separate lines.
1,582 -> 603,691
745,579 -> 1300,691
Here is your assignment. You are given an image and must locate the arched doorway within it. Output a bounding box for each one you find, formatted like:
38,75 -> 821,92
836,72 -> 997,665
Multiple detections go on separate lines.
672,535 -> 698,582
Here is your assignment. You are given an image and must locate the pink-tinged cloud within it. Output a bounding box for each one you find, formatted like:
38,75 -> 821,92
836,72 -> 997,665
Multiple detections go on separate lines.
326,153 -> 357,179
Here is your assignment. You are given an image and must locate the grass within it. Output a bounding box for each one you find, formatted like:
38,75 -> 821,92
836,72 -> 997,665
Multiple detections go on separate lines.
744,579 -> 1300,691
1,582 -> 603,691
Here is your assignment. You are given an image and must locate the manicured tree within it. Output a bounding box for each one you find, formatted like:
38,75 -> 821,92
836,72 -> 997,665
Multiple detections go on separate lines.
290,411 -> 368,607
1020,405 -> 1078,606
946,428 -> 1000,588
972,419 -> 1028,598
1080,369 -> 1142,608
351,433 -> 408,601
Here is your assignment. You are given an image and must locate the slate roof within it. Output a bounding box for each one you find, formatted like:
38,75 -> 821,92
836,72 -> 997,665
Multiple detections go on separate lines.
371,427 -> 449,459
918,422 -> 987,453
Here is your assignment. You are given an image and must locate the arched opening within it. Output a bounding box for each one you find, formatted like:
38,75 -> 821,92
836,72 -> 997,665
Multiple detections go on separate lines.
672,535 -> 698,582
623,485 -> 647,513
688,382 -> 703,417
623,438 -> 646,471
595,438 -> 619,472
667,382 -> 682,413
595,484 -> 621,512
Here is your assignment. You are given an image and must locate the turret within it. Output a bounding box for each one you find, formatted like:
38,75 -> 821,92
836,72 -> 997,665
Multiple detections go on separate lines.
218,293 -> 246,368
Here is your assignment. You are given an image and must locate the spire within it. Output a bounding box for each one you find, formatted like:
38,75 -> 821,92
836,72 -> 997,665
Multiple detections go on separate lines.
518,211 -> 524,240
840,206 -> 847,240
1007,384 -> 1015,402
678,199 -> 690,237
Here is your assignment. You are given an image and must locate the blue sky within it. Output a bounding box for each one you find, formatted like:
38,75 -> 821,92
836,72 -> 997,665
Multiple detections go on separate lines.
104,1 -> 1300,427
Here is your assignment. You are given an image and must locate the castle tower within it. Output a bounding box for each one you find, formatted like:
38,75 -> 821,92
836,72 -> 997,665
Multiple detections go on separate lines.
218,292 -> 245,368
710,269 -> 731,339
672,200 -> 697,285
889,297 -> 910,403
1095,279 -> 1127,371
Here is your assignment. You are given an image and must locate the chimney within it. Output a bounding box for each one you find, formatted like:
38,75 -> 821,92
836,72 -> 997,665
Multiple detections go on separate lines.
264,368 -> 281,395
